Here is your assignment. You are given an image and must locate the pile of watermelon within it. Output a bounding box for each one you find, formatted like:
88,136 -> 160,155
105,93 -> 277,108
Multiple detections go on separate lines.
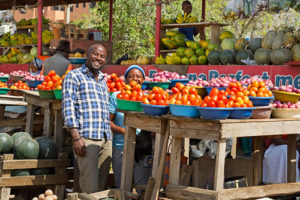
0,132 -> 58,176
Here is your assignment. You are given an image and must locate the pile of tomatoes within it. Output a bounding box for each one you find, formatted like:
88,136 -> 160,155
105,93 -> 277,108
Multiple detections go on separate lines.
142,86 -> 169,106
247,81 -> 272,97
0,81 -> 8,88
169,83 -> 202,106
116,81 -> 144,101
225,82 -> 248,96
107,73 -> 125,93
10,81 -> 30,90
37,70 -> 62,90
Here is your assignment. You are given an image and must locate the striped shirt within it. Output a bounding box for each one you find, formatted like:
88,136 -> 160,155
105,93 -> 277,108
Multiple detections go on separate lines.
62,64 -> 111,140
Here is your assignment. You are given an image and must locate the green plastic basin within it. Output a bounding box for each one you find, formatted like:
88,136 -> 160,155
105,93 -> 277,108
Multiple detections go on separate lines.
0,88 -> 9,95
116,98 -> 143,112
148,82 -> 170,90
38,90 -> 55,99
53,89 -> 62,99
0,77 -> 9,83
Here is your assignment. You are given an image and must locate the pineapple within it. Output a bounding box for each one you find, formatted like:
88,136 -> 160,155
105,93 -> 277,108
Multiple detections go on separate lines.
294,30 -> 300,42
283,32 -> 296,48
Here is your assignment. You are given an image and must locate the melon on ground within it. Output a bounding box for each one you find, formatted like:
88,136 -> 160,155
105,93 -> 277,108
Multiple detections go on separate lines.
0,133 -> 13,154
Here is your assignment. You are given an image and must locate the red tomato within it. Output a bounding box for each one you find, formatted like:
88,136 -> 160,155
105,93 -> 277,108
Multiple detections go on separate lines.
148,93 -> 156,101
40,85 -> 46,90
200,102 -> 208,107
56,85 -> 62,90
152,86 -> 160,94
226,101 -> 234,108
123,93 -> 130,100
111,73 -> 118,80
107,79 -> 112,83
192,98 -> 201,106
45,76 -> 51,82
188,94 -> 196,102
130,96 -> 137,101
207,101 -> 216,107
169,98 -> 176,104
175,100 -> 182,105
47,81 -> 54,88
185,101 -> 192,106
175,82 -> 185,91
203,96 -> 211,103
219,90 -> 226,95
216,100 -> 226,107
124,85 -> 132,90
48,70 -> 56,77
189,87 -> 198,95
112,88 -> 117,92
229,82 -> 238,89
142,98 -> 150,104
115,77 -> 121,82
110,82 -> 116,89
246,101 -> 253,107
155,93 -> 162,101
233,102 -> 240,108
37,84 -> 42,90
181,94 -> 189,103
182,89 -> 189,95
150,100 -> 157,105
172,87 -> 181,94
210,95 -> 218,103
137,95 -> 144,101
129,80 -> 137,87
209,88 -> 219,97
158,100 -> 166,106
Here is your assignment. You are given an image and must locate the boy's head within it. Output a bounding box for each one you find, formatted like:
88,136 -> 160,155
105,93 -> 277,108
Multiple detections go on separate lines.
182,0 -> 192,14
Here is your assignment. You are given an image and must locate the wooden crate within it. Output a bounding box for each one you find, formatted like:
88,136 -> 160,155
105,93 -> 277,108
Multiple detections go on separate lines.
0,153 -> 71,200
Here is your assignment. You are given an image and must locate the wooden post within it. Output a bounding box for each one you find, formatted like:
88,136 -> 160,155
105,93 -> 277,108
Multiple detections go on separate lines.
287,134 -> 296,182
0,105 -> 5,120
43,107 -> 52,137
210,25 -> 220,45
0,154 -> 14,200
214,138 -> 226,191
155,0 -> 162,57
37,0 -> 43,57
54,109 -> 64,152
169,137 -> 182,185
120,126 -> 136,193
25,104 -> 34,134
109,0 -> 113,42
252,137 -> 264,186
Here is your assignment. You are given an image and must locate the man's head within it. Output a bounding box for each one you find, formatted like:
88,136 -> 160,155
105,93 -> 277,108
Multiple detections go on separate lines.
56,40 -> 71,58
86,44 -> 107,73
182,0 -> 192,14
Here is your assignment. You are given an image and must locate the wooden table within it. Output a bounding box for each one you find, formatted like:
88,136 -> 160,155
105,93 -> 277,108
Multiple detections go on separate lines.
119,111 -> 169,200
0,95 -> 28,127
23,91 -> 63,150
164,116 -> 300,200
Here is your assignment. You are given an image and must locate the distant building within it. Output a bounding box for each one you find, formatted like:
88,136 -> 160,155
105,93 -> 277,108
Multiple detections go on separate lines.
12,3 -> 96,23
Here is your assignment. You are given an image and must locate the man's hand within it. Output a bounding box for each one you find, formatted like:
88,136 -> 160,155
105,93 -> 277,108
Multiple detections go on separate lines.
73,138 -> 86,157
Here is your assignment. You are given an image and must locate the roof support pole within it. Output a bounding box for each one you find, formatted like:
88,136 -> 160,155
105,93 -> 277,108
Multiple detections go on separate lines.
199,0 -> 206,40
109,0 -> 113,42
37,0 -> 43,57
155,0 -> 161,58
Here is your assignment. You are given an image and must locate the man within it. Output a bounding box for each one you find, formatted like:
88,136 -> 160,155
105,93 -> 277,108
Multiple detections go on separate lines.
42,40 -> 71,77
178,0 -> 200,41
62,44 -> 112,193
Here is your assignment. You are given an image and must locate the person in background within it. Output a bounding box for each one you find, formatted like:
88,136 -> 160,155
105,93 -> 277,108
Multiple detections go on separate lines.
42,40 -> 71,77
29,57 -> 43,75
109,65 -> 152,191
178,0 -> 199,41
62,44 -> 112,193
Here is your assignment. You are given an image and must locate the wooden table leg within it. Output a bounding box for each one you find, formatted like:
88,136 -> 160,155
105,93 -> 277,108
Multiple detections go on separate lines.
25,104 -> 34,134
152,120 -> 168,176
210,25 -> 221,45
0,105 -> 5,120
214,138 -> 226,191
120,126 -> 136,193
54,110 -> 64,152
0,188 -> 11,200
287,134 -> 297,182
184,138 -> 189,162
169,137 -> 182,185
253,137 -> 264,185
43,107 -> 52,137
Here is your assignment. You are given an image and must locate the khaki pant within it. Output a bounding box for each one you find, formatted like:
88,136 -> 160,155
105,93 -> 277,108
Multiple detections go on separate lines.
74,138 -> 112,193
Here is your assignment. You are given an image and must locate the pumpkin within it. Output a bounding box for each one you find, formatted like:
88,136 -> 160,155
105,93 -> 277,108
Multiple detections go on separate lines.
207,50 -> 220,65
234,38 -> 248,51
236,49 -> 252,65
248,38 -> 262,53
261,30 -> 276,49
291,43 -> 300,61
270,49 -> 288,65
254,48 -> 271,65
282,48 -> 292,62
272,31 -> 285,49
219,50 -> 235,65
221,38 -> 235,50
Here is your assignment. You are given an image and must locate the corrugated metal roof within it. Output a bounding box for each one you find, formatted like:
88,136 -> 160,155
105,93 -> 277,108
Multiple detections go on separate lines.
0,0 -> 108,10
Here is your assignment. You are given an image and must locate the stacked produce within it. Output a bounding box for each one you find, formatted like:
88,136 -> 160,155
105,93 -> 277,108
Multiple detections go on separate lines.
37,70 -> 62,90
186,78 -> 208,87
10,81 -> 30,90
241,76 -> 274,88
0,80 -> 8,88
161,13 -> 197,24
147,71 -> 187,82
0,47 -> 37,64
247,81 -> 273,97
120,56 -> 151,65
116,81 -> 144,101
25,74 -> 45,81
273,101 -> 300,108
169,83 -> 202,105
106,73 -> 125,92
17,16 -> 51,26
10,70 -> 30,77
32,189 -> 58,200
142,86 -> 169,105
0,72 -> 9,77
273,85 -> 300,94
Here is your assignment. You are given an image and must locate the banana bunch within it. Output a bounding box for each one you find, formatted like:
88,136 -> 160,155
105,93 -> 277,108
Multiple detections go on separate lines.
161,16 -> 175,24
176,13 -> 197,24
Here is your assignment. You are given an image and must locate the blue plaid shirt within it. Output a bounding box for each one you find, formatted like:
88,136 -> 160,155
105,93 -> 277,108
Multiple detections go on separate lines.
62,64 -> 111,140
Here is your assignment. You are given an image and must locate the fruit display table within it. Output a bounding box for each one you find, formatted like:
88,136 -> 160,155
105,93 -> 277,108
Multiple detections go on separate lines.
164,115 -> 300,200
119,110 -> 169,200
23,91 -> 63,150
0,95 -> 30,128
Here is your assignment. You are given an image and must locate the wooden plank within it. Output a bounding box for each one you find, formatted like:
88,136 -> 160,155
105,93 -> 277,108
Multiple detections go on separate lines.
150,123 -> 170,200
125,114 -> 161,133
25,104 -> 35,134
0,117 -> 43,127
192,159 -> 200,187
170,120 -> 220,131
179,164 -> 193,186
214,138 -> 226,191
210,25 -> 221,44
252,137 -> 263,186
90,190 -> 114,199
161,22 -> 228,29
54,110 -> 64,152
43,107 -> 52,137
144,177 -> 155,200
231,138 -> 237,159
184,138 -> 189,161
2,159 -> 71,170
0,175 -> 69,187
120,126 -> 136,193
24,94 -> 51,108
165,184 -> 217,200
170,128 -> 219,140
0,100 -> 27,106
52,102 -> 62,111
54,185 -> 65,200
218,182 -> 300,200
221,121 -> 300,138
0,187 -> 11,200
0,95 -> 24,100
0,105 -> 4,120
169,137 -> 182,185
287,134 -> 297,182
1,154 -> 14,178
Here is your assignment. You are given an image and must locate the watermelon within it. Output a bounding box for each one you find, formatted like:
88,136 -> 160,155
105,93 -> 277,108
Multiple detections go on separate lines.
31,168 -> 50,175
207,50 -> 220,65
14,137 -> 39,159
248,38 -> 262,53
221,38 -> 235,50
236,50 -> 252,65
0,133 -> 13,154
36,137 -> 58,159
270,49 -> 289,65
11,169 -> 30,176
219,50 -> 235,65
12,132 -> 31,143
254,48 -> 271,65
